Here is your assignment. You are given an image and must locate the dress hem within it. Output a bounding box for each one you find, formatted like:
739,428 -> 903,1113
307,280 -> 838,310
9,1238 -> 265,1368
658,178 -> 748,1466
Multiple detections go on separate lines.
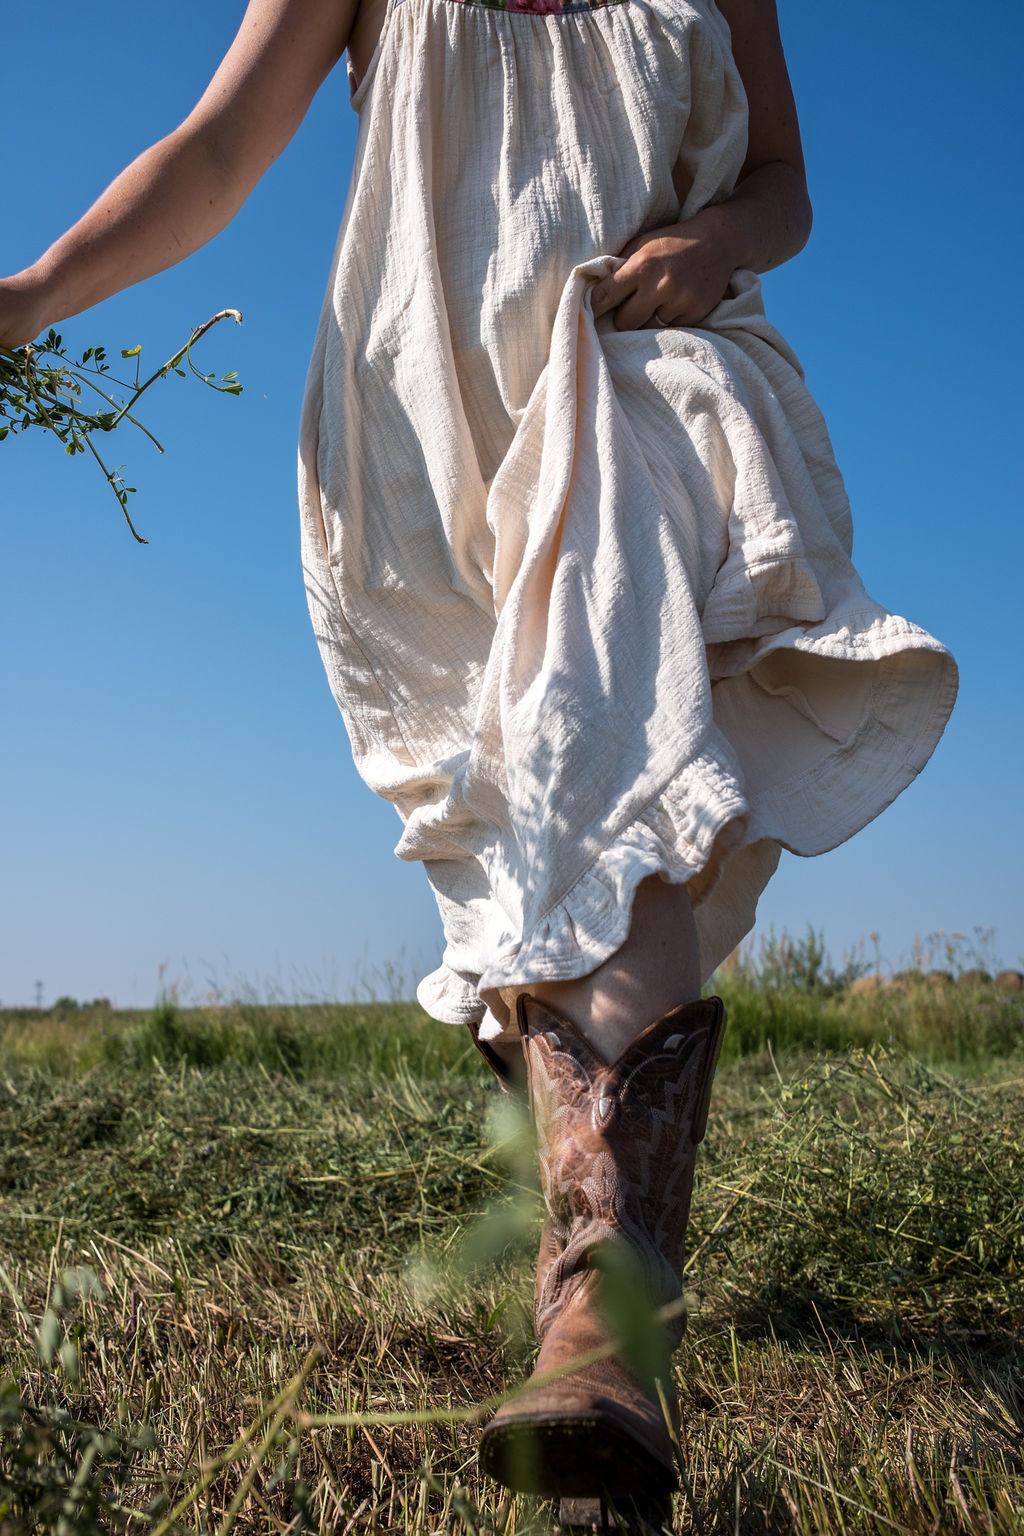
416,630 -> 957,1028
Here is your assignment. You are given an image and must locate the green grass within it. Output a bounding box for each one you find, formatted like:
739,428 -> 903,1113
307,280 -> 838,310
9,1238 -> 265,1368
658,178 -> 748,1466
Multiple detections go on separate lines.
714,971 -> 1024,1068
0,999 -> 480,1081
1,983 -> 1023,1534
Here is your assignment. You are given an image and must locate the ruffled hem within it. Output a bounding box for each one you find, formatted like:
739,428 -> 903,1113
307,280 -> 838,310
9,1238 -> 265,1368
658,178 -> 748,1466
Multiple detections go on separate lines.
416,743 -> 751,1028
477,742 -> 747,991
416,614 -> 957,1029
417,964 -> 491,1025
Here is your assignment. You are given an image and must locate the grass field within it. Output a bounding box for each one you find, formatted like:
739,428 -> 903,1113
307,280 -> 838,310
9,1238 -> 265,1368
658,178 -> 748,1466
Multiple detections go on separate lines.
1,961 -> 1022,1534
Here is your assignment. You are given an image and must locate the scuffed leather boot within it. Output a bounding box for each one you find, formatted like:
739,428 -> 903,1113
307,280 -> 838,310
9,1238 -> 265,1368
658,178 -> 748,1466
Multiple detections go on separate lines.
478,993 -> 726,1504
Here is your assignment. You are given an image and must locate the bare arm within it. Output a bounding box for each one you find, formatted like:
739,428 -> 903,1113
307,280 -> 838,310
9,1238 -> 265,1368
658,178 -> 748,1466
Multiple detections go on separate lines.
0,0 -> 358,348
591,0 -> 812,329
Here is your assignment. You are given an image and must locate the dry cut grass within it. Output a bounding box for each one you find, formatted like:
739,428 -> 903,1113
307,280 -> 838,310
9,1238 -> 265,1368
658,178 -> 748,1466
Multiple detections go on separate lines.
1,998 -> 1022,1534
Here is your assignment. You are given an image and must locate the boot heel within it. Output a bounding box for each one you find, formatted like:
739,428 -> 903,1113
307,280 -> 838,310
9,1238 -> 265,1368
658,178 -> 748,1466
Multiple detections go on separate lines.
558,1493 -> 674,1532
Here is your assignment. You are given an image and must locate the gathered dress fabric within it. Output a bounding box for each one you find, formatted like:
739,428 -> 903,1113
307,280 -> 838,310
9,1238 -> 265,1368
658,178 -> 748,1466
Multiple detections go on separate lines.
298,0 -> 957,1037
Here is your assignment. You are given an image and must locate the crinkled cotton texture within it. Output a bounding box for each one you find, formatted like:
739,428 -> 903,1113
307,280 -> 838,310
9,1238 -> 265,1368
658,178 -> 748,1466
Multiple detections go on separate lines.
298,0 -> 957,1035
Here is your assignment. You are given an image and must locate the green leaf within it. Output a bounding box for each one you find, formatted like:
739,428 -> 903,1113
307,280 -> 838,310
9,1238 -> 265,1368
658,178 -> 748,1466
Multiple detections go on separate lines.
3,308 -> 241,541
63,1267 -> 104,1301
594,1244 -> 669,1389
36,1309 -> 61,1365
58,1340 -> 80,1385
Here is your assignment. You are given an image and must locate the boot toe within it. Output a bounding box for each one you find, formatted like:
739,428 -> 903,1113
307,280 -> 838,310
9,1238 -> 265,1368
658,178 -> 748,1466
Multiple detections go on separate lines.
479,1399 -> 676,1497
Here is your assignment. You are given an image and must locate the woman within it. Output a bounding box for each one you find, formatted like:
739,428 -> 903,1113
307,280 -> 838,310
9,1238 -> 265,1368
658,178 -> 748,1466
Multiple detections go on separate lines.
0,0 -> 956,1519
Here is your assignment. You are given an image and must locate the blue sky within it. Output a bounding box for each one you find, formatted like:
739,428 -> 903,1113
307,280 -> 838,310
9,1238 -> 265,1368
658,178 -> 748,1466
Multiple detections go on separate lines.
2,0 -> 1021,1009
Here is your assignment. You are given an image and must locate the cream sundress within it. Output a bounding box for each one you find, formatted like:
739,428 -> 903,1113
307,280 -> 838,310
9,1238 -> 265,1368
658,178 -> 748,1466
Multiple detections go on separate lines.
298,0 -> 957,1036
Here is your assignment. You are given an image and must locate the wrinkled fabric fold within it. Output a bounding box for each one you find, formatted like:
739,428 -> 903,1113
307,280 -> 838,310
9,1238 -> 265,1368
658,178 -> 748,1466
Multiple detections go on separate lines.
299,0 -> 957,1030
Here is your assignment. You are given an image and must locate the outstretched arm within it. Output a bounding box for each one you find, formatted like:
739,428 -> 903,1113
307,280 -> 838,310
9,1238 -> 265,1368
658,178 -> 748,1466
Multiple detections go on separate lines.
591,0 -> 812,330
0,0 -> 359,348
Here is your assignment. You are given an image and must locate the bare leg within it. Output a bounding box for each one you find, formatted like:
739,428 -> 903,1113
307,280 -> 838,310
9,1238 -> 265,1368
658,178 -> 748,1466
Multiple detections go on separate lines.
481,875 -> 701,1063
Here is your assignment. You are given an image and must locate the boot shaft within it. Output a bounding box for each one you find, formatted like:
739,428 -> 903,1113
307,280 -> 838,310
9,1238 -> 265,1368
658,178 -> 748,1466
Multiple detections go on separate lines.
517,995 -> 726,1335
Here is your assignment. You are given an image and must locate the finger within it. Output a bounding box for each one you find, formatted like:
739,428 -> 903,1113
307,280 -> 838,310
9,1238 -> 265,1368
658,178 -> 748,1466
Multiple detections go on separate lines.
615,232 -> 648,262
610,288 -> 661,331
591,267 -> 637,319
617,223 -> 672,263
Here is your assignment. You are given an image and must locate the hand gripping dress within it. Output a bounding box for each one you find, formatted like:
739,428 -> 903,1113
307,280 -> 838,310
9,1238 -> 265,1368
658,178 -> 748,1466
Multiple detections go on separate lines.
298,0 -> 957,1037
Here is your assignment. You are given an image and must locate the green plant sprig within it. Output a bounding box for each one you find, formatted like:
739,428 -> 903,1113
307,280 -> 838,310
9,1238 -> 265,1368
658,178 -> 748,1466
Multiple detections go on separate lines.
0,308 -> 243,544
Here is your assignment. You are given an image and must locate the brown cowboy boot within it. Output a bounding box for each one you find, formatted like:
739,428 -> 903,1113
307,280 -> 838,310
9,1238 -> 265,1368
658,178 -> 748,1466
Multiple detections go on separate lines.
465,1016 -> 528,1098
478,993 -> 726,1506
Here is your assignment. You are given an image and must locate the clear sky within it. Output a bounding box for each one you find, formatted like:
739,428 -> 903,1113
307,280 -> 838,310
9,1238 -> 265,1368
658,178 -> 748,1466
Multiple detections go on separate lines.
2,1 -> 1022,1010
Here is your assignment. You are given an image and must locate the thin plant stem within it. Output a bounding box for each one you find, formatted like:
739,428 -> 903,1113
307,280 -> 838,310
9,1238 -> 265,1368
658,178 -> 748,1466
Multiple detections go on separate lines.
0,308 -> 242,541
149,1346 -> 320,1536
